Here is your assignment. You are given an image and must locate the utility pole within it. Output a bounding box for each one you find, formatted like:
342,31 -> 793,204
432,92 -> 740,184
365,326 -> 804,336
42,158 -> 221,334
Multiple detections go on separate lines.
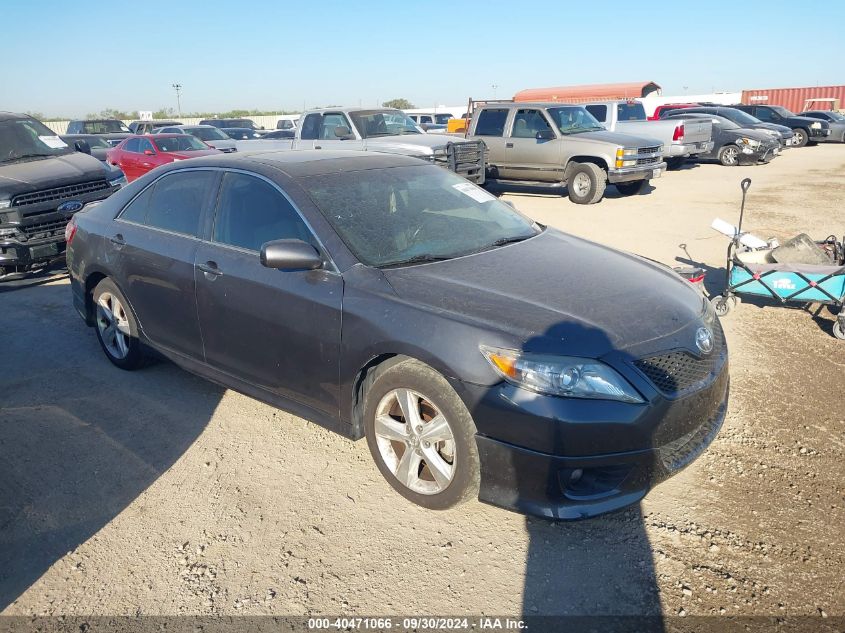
492,84 -> 498,99
172,83 -> 183,117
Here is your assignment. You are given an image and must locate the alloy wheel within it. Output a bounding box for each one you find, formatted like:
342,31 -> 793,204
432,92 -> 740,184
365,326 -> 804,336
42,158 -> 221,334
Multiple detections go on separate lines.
96,291 -> 131,359
572,172 -> 592,197
373,388 -> 456,495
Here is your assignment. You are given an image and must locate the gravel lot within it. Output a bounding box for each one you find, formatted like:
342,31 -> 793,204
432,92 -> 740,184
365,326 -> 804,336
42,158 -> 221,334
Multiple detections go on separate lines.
1,145 -> 844,622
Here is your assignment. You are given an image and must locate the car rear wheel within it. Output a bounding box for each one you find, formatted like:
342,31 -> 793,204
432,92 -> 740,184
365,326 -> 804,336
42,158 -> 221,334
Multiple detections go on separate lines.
665,157 -> 686,170
93,278 -> 145,370
718,145 -> 740,166
791,128 -> 808,147
566,162 -> 606,205
363,358 -> 480,510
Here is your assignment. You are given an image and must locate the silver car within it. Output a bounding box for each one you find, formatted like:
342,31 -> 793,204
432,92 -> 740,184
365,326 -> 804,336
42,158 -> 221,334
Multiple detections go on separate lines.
155,125 -> 238,153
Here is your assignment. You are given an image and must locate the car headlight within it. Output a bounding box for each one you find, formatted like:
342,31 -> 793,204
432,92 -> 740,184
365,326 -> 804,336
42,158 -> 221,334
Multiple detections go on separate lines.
810,122 -> 821,129
0,198 -> 10,210
738,137 -> 761,147
480,345 -> 644,403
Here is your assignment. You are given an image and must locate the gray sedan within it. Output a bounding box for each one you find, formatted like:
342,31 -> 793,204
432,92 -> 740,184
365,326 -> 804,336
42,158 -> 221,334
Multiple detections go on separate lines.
155,124 -> 238,152
800,111 -> 845,143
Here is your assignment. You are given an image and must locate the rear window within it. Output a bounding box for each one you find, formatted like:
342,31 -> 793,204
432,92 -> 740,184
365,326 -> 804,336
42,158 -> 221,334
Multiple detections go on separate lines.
81,120 -> 130,134
474,109 -> 508,136
616,103 -> 646,121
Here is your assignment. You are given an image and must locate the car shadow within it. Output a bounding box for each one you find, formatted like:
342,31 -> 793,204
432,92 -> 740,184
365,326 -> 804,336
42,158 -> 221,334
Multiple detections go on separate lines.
0,281 -> 222,610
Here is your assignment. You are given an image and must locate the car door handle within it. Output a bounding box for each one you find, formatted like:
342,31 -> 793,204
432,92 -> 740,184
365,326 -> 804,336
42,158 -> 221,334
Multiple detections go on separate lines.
109,234 -> 125,246
198,261 -> 223,277
505,142 -> 514,148
314,145 -> 322,149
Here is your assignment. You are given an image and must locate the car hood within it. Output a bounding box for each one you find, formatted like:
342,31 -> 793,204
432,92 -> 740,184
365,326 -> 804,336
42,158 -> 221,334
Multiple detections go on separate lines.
381,229 -> 706,358
363,133 -> 479,154
164,149 -> 222,160
0,151 -> 110,197
788,115 -> 829,128
732,128 -> 778,143
566,128 -> 664,148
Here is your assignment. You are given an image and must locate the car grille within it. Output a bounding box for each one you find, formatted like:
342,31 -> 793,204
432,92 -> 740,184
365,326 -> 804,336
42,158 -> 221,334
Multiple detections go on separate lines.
657,399 -> 726,473
634,322 -> 726,397
434,141 -> 485,181
11,180 -> 111,209
20,218 -> 69,241
638,146 -> 661,154
636,156 -> 661,166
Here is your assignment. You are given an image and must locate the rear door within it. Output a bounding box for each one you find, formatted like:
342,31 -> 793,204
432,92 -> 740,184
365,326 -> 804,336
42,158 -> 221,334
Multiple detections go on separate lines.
503,108 -> 561,182
471,108 -> 510,177
193,170 -> 343,416
113,169 -> 218,360
117,138 -> 141,179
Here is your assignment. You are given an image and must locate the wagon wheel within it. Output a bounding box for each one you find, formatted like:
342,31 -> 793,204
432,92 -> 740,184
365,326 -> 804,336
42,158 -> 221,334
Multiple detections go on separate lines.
710,295 -> 732,317
833,321 -> 845,341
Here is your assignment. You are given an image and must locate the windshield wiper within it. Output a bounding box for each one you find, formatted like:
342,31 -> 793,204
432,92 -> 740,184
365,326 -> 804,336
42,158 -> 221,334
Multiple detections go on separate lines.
1,152 -> 57,163
490,235 -> 532,247
378,254 -> 452,268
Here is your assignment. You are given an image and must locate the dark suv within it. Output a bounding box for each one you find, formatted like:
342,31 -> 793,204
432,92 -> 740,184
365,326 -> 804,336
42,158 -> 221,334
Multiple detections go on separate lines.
730,105 -> 831,147
0,112 -> 124,278
66,119 -> 133,146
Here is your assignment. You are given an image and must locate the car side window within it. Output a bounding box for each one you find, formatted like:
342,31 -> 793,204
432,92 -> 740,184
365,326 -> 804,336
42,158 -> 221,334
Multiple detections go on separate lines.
119,185 -> 153,223
474,109 -> 508,136
754,108 -> 773,122
300,114 -> 321,140
142,171 -> 214,237
139,138 -> 155,154
124,138 -> 140,153
212,172 -> 313,253
319,113 -> 351,139
511,109 -> 552,138
584,105 -> 608,122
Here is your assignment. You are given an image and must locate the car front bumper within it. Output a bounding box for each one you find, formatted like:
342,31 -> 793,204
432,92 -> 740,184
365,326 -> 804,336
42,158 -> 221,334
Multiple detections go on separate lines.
457,362 -> 729,520
607,161 -> 666,183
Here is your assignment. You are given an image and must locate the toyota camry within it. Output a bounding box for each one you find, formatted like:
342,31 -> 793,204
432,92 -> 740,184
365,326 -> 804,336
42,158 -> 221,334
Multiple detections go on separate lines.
67,150 -> 728,519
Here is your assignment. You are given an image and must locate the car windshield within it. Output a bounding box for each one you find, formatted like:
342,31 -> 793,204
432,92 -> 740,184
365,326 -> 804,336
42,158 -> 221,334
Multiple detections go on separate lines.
154,135 -> 208,152
767,106 -> 793,117
719,108 -> 762,126
226,119 -> 255,129
0,118 -> 74,163
348,110 -> 421,138
81,120 -> 131,133
617,102 -> 647,121
190,127 -> 228,141
826,111 -> 845,121
435,114 -> 451,125
711,115 -> 739,129
300,164 -> 541,267
546,107 -> 604,134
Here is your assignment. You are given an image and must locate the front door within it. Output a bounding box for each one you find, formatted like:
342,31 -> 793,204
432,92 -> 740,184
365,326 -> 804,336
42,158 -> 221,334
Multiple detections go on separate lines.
114,169 -> 217,360
194,171 -> 343,417
472,108 -> 511,179
502,108 -> 562,182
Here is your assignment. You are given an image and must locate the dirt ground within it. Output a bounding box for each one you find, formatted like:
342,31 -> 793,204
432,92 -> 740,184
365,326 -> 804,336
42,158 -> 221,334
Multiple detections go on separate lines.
1,144 -> 844,623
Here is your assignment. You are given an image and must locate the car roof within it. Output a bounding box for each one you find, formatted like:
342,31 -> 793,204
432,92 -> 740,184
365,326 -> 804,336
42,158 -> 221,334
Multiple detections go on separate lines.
157,149 -> 427,178
0,111 -> 31,121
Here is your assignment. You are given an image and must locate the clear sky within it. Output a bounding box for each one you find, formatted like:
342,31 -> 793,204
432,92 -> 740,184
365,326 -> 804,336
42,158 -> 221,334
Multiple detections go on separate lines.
4,0 -> 844,118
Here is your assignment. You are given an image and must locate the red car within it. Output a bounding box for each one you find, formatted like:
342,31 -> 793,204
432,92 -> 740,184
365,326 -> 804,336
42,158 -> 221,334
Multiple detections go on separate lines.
106,134 -> 221,181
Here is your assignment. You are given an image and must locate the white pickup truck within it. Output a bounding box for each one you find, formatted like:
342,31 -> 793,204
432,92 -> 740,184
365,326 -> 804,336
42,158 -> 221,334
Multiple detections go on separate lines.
582,100 -> 713,170
239,107 -> 486,184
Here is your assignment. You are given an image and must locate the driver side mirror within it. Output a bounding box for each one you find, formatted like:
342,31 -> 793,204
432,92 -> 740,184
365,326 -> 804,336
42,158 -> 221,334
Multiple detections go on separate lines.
536,129 -> 555,140
334,126 -> 355,140
260,239 -> 323,271
143,149 -> 155,156
74,140 -> 91,155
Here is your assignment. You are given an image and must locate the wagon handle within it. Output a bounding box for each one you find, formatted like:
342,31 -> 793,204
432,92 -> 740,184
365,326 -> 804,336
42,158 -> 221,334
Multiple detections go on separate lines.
737,178 -> 751,236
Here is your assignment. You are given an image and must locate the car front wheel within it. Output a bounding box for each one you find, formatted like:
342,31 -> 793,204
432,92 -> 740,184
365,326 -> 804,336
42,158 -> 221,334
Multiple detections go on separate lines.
363,358 -> 480,510
791,128 -> 808,147
566,162 -> 607,205
718,145 -> 740,166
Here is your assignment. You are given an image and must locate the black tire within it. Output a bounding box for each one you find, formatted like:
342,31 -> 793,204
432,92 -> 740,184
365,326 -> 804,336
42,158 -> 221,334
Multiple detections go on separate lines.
665,157 -> 686,170
718,145 -> 740,166
615,180 -> 647,196
791,128 -> 808,147
92,278 -> 146,370
363,358 -> 480,510
710,295 -> 732,317
566,162 -> 607,205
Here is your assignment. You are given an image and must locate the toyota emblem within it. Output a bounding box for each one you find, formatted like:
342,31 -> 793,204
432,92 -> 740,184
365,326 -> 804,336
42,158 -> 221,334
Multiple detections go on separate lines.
695,327 -> 714,354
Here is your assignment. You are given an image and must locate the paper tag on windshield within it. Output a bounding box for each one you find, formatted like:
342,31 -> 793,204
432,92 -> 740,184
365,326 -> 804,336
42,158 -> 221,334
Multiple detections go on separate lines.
452,182 -> 496,203
39,135 -> 68,149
